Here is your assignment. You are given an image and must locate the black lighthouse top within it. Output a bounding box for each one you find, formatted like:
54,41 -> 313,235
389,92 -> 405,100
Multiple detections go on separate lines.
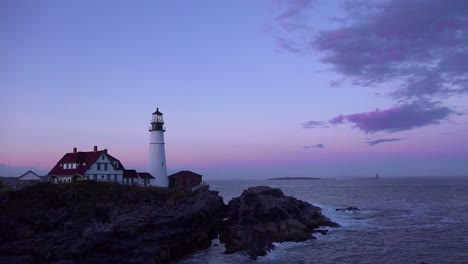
150,108 -> 165,131
152,108 -> 163,115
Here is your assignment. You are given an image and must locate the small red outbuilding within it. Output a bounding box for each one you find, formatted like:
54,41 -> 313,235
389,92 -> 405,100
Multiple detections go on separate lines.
168,170 -> 202,190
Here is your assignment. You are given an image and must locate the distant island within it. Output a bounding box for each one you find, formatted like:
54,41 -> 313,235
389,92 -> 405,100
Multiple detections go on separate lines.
268,177 -> 320,180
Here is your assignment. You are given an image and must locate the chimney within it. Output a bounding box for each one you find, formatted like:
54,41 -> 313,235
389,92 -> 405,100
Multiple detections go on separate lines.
73,147 -> 77,154
94,146 -> 98,152
104,149 -> 108,154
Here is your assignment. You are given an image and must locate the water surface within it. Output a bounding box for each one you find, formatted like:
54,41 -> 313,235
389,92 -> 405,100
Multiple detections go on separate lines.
179,177 -> 468,264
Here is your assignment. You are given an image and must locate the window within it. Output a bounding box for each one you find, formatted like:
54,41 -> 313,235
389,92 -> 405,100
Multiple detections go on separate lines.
102,155 -> 105,161
97,163 -> 101,170
161,162 -> 164,167
114,175 -> 117,182
107,174 -> 110,180
93,174 -> 97,180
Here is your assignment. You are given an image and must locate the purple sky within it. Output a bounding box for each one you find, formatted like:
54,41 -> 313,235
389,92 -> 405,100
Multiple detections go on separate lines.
1,0 -> 467,178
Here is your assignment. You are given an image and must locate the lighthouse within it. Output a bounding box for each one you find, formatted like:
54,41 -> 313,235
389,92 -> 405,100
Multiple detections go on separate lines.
148,108 -> 168,187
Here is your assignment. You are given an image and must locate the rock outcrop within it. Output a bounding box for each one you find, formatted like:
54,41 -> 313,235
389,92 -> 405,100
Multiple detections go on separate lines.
219,186 -> 339,259
336,206 -> 360,212
0,181 -> 226,264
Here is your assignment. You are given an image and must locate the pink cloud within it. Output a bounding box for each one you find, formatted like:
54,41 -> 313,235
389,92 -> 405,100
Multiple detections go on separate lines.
302,120 -> 329,128
366,138 -> 404,146
328,100 -> 457,133
329,115 -> 345,125
275,37 -> 302,53
274,0 -> 313,21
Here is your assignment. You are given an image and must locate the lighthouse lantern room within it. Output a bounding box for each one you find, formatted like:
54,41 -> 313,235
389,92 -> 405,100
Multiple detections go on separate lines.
148,108 -> 168,187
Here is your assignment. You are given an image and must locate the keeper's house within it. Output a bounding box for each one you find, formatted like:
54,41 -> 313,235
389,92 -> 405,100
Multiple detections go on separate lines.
47,146 -> 155,186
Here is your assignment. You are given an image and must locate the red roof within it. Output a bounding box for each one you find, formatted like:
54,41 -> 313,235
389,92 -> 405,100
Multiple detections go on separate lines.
137,172 -> 154,179
123,170 -> 155,179
168,170 -> 202,179
123,170 -> 139,178
48,150 -> 124,176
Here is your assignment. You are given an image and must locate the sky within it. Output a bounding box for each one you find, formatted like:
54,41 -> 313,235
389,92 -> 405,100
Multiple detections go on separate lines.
1,0 -> 467,179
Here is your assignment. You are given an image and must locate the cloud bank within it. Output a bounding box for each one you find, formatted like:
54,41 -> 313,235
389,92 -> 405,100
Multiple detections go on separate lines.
366,138 -> 404,146
274,0 -> 468,133
304,143 -> 325,149
302,120 -> 329,128
313,0 -> 468,99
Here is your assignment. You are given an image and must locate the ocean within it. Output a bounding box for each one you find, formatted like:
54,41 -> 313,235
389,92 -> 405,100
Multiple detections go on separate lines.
178,177 -> 468,264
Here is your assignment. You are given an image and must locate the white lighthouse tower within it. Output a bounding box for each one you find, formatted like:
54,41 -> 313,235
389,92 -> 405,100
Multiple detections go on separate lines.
148,108 -> 168,187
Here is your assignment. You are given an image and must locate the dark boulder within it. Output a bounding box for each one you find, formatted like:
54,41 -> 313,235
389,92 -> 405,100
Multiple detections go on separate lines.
336,206 -> 360,212
219,186 -> 339,259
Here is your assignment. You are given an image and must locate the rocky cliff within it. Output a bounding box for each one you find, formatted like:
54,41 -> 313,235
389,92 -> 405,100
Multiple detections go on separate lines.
0,183 -> 338,263
0,181 -> 226,264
